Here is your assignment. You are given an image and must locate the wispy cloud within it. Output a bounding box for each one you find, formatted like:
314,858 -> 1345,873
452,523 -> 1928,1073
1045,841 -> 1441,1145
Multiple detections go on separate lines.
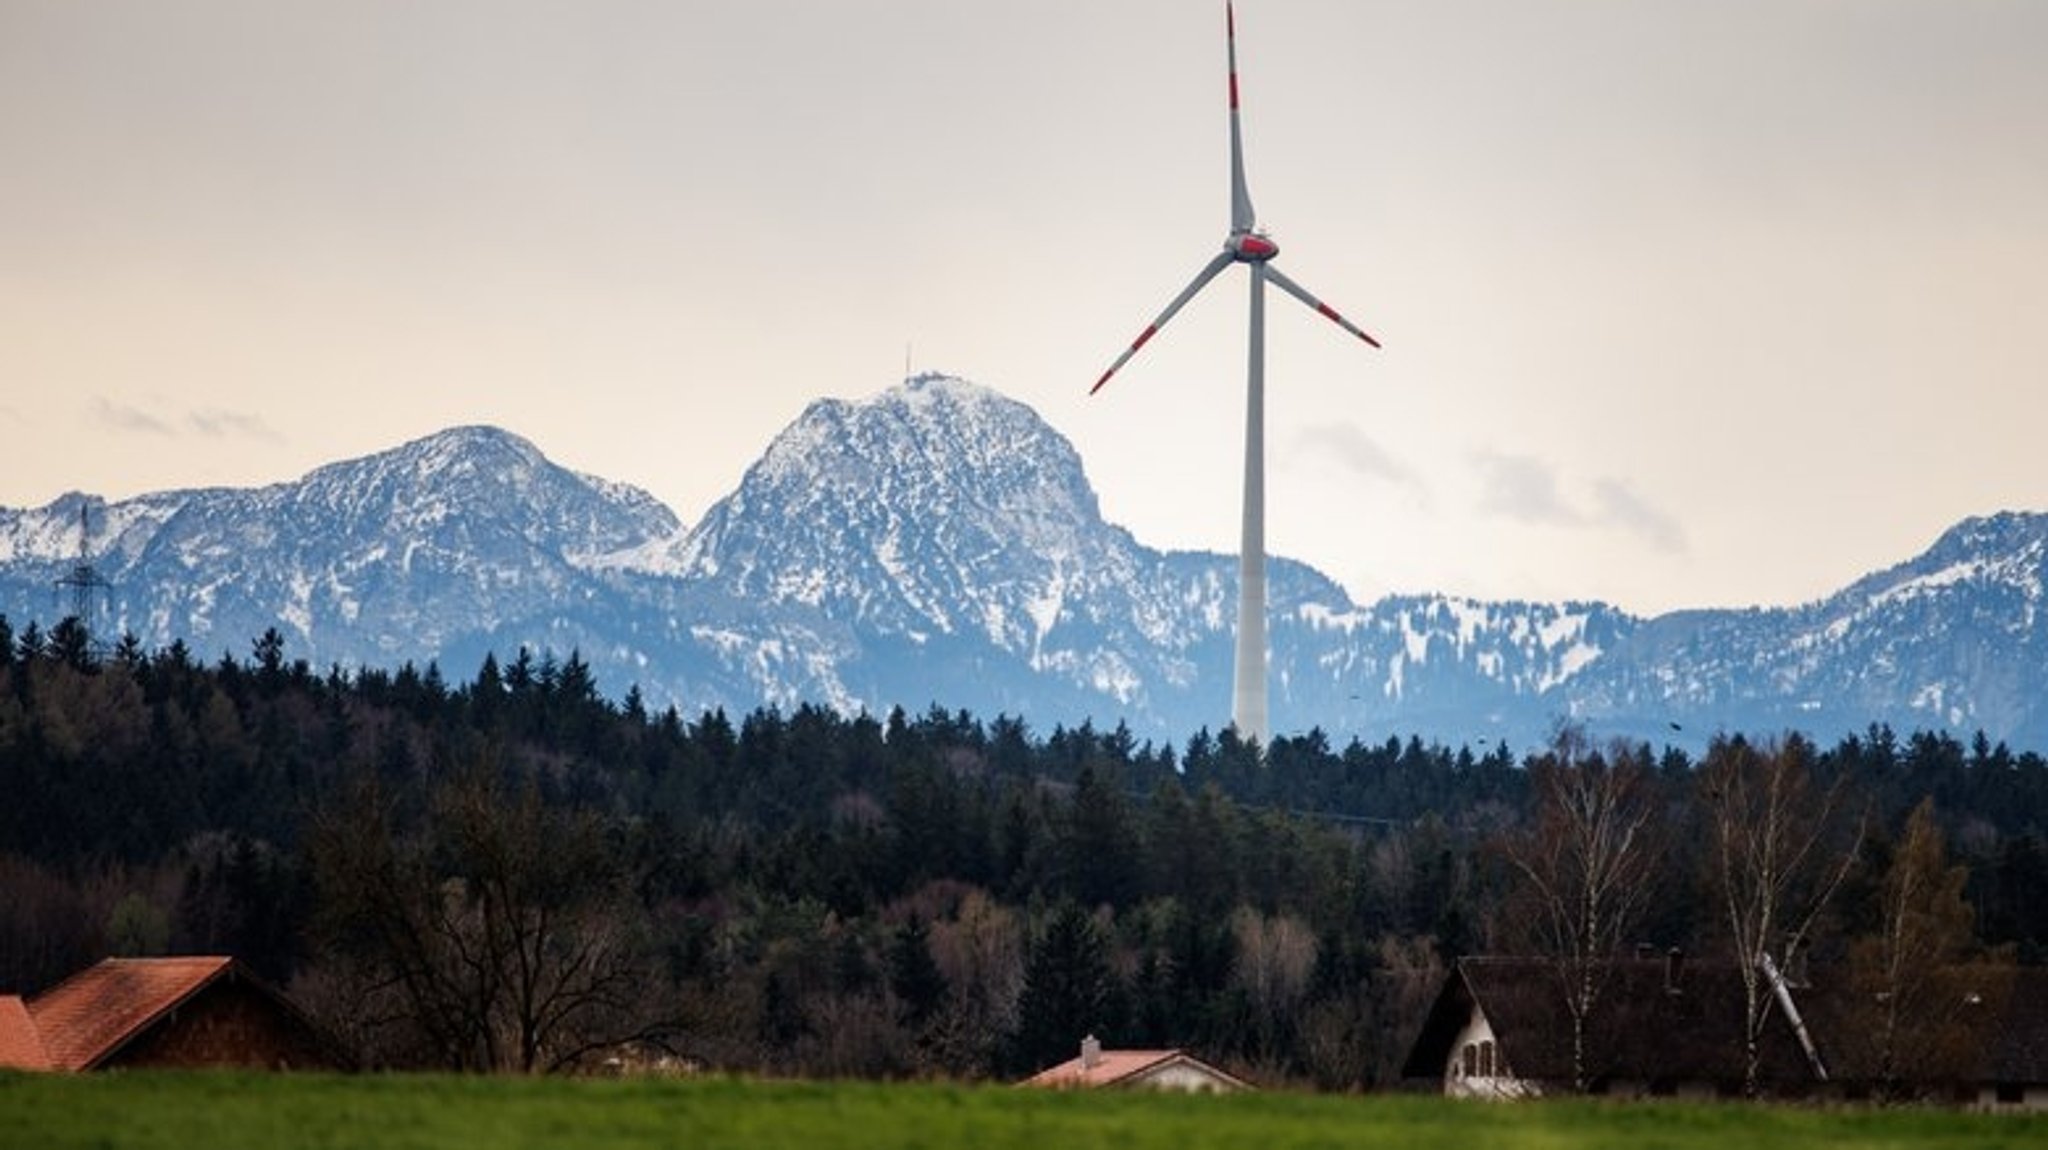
1594,477 -> 1688,553
1291,422 -> 1424,492
1474,451 -> 1579,526
91,396 -> 174,435
189,408 -> 282,442
91,397 -> 281,443
1473,450 -> 1689,553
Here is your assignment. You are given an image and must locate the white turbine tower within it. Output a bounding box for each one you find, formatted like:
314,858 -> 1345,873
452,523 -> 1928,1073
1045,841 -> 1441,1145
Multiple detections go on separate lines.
1090,2 -> 1379,746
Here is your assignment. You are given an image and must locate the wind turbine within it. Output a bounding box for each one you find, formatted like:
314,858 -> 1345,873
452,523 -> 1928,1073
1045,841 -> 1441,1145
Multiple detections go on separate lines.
1090,2 -> 1378,746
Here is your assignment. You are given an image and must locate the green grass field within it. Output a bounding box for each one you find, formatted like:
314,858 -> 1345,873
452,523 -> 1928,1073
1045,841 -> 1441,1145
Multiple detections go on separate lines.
3,1072 -> 2043,1150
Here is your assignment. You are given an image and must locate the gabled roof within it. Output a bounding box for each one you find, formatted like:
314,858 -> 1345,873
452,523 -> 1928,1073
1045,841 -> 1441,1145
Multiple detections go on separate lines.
1402,956 -> 1817,1089
1408,958 -> 2048,1095
0,995 -> 51,1070
25,956 -> 236,1071
1021,1048 -> 1249,1091
1799,965 -> 2048,1087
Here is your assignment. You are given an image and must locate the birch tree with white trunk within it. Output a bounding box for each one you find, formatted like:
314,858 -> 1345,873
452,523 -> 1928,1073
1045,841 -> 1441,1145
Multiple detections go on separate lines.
1500,725 -> 1661,1094
1701,734 -> 1863,1097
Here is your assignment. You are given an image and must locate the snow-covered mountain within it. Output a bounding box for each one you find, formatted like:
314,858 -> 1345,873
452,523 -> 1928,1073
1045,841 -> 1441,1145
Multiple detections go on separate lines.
1566,511 -> 2048,749
2,375 -> 2043,753
0,426 -> 688,678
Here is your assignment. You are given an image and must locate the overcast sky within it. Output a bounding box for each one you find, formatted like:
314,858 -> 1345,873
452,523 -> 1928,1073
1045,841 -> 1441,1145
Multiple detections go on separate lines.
3,0 -> 2043,616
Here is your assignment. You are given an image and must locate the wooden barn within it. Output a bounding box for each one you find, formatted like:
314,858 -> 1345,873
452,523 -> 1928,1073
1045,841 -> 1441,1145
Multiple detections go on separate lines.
0,956 -> 347,1072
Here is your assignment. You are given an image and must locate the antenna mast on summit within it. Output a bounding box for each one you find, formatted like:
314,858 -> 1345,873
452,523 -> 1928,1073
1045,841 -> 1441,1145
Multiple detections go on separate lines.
54,502 -> 113,650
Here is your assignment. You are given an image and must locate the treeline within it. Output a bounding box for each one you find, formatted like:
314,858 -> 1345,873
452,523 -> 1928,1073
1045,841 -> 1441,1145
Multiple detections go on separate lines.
2,616 -> 2047,1085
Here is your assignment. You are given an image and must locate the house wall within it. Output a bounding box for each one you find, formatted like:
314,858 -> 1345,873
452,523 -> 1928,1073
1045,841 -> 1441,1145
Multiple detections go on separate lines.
101,981 -> 340,1071
1443,1006 -> 1534,1100
1969,1084 -> 2048,1114
1585,1078 -> 1720,1102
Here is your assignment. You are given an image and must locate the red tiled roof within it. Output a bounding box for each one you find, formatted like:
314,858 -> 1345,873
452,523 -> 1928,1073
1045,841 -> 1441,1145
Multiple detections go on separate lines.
1021,1048 -> 1249,1090
0,995 -> 51,1070
26,957 -> 234,1071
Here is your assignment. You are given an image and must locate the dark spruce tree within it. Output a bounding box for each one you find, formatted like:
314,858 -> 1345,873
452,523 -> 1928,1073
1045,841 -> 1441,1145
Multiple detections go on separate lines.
1011,899 -> 1121,1075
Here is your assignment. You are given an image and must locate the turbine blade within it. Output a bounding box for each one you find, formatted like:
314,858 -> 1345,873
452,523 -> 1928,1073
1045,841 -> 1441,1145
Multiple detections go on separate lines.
1091,251 -> 1237,394
1266,264 -> 1381,348
1227,2 -> 1256,234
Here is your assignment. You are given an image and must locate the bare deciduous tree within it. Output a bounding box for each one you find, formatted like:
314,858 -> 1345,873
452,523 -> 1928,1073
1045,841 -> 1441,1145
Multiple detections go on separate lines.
310,766 -> 669,1072
1700,734 -> 1863,1096
1499,724 -> 1661,1093
1228,905 -> 1318,1060
924,889 -> 1024,1076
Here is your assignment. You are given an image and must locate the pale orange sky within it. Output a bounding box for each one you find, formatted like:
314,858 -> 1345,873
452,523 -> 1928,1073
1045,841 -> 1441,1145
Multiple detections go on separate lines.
2,0 -> 2043,616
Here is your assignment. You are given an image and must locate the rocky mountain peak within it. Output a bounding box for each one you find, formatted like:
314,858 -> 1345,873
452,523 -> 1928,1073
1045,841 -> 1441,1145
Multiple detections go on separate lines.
680,375 -> 1117,622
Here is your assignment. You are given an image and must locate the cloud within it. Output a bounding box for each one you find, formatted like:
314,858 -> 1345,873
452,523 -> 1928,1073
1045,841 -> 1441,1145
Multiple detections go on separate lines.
1473,451 -> 1690,553
91,397 -> 174,435
1290,422 -> 1423,491
188,408 -> 282,442
1593,477 -> 1688,553
1474,451 -> 1579,526
91,398 -> 282,443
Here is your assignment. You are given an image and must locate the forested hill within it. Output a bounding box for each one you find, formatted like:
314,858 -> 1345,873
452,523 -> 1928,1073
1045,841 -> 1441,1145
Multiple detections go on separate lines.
4,624 -> 2047,1083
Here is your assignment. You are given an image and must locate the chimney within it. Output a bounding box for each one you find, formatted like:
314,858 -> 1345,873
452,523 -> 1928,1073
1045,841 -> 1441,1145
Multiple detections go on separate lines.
1080,1034 -> 1102,1070
1664,947 -> 1684,995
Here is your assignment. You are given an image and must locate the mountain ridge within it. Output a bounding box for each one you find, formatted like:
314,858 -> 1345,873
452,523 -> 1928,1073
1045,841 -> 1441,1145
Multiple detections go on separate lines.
2,375 -> 2043,753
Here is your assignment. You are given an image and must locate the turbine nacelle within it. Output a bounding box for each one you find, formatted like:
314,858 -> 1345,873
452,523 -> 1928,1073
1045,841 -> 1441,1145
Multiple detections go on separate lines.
1228,231 -> 1279,262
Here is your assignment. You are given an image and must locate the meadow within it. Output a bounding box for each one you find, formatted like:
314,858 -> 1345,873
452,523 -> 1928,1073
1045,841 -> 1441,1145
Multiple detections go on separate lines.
3,1073 -> 2044,1150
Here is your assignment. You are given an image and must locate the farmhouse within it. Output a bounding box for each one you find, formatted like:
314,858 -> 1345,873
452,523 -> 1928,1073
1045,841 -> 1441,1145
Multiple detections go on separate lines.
1404,954 -> 2048,1111
1021,1034 -> 1250,1093
1402,952 -> 1820,1101
0,955 -> 346,1072
1799,964 -> 2048,1111
1950,969 -> 2048,1111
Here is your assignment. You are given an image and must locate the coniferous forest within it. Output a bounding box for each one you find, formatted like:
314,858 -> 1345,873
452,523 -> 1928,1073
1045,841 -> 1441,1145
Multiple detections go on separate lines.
4,615 -> 2048,1086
